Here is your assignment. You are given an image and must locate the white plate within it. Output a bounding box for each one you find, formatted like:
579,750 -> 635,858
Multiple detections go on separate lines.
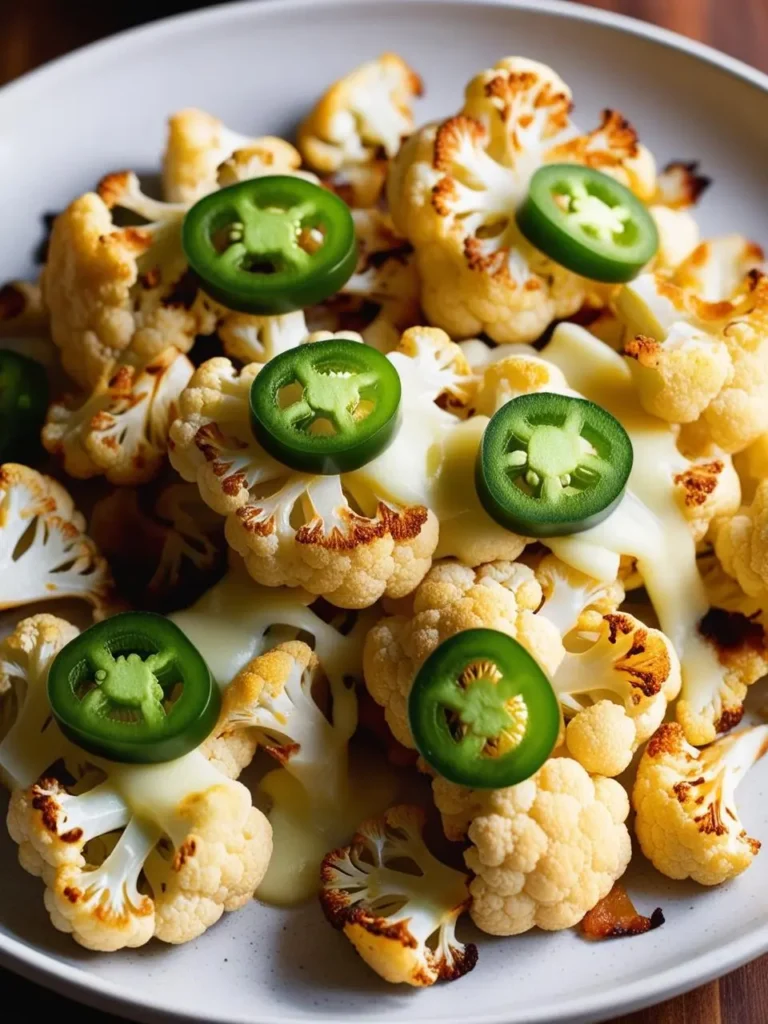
3,1 -> 768,1021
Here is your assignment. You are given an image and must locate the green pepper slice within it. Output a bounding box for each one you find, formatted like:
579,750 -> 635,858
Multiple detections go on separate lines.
182,175 -> 358,315
250,338 -> 401,474
476,393 -> 633,537
408,629 -> 559,789
0,349 -> 48,462
516,165 -> 658,283
48,612 -> 220,764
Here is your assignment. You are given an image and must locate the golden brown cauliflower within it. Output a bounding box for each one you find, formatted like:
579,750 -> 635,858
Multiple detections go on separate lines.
42,346 -> 193,485
163,107 -> 303,202
42,172 -> 213,390
388,57 -> 657,343
168,334 -> 459,607
363,559 -> 564,749
633,722 -> 768,886
299,53 -> 422,207
620,238 -> 768,453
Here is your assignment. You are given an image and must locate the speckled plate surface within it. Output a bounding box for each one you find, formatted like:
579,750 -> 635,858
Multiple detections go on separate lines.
2,1 -> 768,1021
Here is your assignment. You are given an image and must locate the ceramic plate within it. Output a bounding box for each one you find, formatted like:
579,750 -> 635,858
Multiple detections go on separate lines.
2,1 -> 768,1021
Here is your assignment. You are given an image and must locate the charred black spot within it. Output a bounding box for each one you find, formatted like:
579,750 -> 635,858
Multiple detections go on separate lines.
699,607 -> 765,652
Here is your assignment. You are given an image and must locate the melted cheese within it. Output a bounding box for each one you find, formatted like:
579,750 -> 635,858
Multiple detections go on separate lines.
256,746 -> 401,906
543,323 -> 724,717
170,564 -> 362,690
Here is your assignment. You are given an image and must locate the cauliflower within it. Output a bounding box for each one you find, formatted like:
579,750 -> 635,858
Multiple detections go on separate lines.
715,479 -> 768,602
320,804 -> 477,986
162,108 -> 303,202
298,53 -> 422,191
0,464 -> 112,615
388,57 -> 655,343
535,553 -> 624,637
90,481 -> 225,608
652,160 -> 711,211
633,722 -> 768,885
42,346 -> 193,485
0,614 -> 80,791
168,330 -> 476,607
217,308 -> 311,365
533,322 -> 743,745
551,612 -> 681,777
620,241 -> 768,453
363,559 -> 564,749
42,171 -> 213,390
202,640 -> 356,795
9,749 -> 272,950
431,756 -> 631,935
311,209 -> 421,352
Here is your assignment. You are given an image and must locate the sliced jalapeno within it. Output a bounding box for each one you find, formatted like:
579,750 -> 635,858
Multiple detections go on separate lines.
476,393 -> 633,537
516,165 -> 658,283
47,612 -> 219,764
182,175 -> 357,315
250,338 -> 401,474
0,349 -> 48,462
408,629 -> 559,789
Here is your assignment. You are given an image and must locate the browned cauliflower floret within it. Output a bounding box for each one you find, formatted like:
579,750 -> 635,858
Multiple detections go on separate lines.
363,560 -> 564,749
42,172 -> 213,390
163,108 -> 303,202
0,464 -> 112,616
388,57 -> 657,344
619,239 -> 768,453
42,346 -> 192,485
168,335 -> 454,607
299,53 -> 422,207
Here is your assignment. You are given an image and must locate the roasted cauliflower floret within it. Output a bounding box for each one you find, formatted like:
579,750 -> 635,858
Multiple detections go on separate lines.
0,615 -> 80,793
389,57 -> 655,343
320,805 -> 477,987
715,478 -> 768,601
42,172 -> 212,389
620,240 -> 768,453
535,553 -> 625,637
298,53 -> 422,193
163,108 -> 303,202
203,640 -> 356,798
551,612 -> 681,777
169,331 -> 474,607
432,756 -> 631,935
0,464 -> 112,615
10,751 -> 272,951
633,722 -> 768,885
363,560 -> 564,749
90,482 -> 225,608
42,346 -> 192,485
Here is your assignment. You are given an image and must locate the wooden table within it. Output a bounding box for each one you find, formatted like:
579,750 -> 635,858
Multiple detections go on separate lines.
1,0 -> 767,1021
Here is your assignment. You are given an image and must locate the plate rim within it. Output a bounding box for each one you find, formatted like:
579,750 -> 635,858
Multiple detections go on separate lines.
2,0 -> 768,1021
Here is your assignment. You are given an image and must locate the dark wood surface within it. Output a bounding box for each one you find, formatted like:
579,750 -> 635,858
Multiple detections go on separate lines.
1,0 -> 767,1021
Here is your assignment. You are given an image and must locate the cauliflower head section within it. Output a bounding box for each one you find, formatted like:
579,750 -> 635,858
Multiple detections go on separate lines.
389,57 -> 656,343
620,240 -> 768,453
169,340 -> 448,607
633,723 -> 768,885
43,346 -> 193,485
363,560 -> 564,749
551,612 -> 681,777
299,53 -> 422,209
9,750 -> 272,950
320,804 -> 477,986
163,108 -> 303,203
715,478 -> 768,602
0,614 -> 80,792
0,464 -> 112,615
433,756 -> 632,935
42,172 -> 210,390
